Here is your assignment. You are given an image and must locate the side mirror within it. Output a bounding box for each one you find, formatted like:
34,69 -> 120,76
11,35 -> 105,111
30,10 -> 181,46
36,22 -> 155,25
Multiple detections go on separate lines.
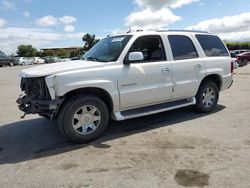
127,52 -> 144,63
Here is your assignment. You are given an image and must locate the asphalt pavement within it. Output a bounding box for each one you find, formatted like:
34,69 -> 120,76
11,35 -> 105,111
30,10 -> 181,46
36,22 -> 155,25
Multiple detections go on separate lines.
0,65 -> 249,188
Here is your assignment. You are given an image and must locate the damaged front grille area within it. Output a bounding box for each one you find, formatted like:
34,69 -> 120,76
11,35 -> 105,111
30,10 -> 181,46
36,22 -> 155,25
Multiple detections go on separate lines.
17,77 -> 62,119
20,77 -> 50,99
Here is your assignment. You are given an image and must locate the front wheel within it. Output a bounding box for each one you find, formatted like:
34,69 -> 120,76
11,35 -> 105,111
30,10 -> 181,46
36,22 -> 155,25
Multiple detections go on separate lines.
194,81 -> 219,113
58,94 -> 109,143
9,62 -> 14,67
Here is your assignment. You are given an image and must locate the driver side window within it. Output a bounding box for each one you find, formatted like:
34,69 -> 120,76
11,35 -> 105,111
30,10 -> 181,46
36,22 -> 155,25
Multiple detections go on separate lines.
127,35 -> 166,63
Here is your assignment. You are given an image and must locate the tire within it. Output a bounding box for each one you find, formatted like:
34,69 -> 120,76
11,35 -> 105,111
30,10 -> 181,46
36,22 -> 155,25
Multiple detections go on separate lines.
58,94 -> 109,143
194,81 -> 219,113
9,62 -> 14,67
243,59 -> 248,66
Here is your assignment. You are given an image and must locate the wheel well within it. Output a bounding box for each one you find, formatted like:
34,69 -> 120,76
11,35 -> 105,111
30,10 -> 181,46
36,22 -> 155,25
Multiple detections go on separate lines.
63,87 -> 114,112
201,74 -> 222,91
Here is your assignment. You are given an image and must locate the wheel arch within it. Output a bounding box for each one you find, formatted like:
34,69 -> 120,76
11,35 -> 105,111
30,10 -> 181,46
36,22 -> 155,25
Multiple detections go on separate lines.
199,74 -> 222,92
62,87 -> 114,113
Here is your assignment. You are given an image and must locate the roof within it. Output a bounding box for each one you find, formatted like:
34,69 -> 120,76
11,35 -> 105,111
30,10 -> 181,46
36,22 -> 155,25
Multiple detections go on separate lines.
110,29 -> 211,38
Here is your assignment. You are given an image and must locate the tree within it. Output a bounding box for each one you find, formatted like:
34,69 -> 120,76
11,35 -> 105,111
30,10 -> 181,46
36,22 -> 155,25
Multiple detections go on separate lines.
17,45 -> 37,57
57,49 -> 69,58
42,50 -> 54,57
70,49 -> 81,58
82,34 -> 99,52
35,51 -> 43,57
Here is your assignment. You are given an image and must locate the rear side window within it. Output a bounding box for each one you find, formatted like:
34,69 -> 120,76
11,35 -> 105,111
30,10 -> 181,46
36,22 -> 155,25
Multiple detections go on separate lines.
196,35 -> 229,57
168,35 -> 199,61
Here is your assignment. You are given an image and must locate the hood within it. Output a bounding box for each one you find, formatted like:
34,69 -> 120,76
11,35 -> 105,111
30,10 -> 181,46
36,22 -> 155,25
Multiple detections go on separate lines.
19,60 -> 105,78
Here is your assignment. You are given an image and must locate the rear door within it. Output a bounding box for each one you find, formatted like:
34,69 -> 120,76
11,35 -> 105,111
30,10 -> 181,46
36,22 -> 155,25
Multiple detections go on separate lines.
165,34 -> 206,99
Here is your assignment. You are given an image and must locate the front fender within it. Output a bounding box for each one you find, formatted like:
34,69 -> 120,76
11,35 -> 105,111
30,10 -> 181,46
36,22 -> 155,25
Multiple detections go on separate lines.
55,78 -> 120,112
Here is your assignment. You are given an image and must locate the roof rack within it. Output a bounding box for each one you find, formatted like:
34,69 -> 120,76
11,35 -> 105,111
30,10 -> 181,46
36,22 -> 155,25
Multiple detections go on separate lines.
156,29 -> 209,34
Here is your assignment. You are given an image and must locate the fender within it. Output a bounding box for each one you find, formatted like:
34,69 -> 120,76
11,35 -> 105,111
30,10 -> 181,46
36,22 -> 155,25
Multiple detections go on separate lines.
54,78 -> 120,112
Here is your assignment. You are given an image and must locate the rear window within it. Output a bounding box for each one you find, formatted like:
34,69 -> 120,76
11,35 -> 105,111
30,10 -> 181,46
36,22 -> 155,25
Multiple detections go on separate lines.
168,35 -> 199,61
196,35 -> 229,57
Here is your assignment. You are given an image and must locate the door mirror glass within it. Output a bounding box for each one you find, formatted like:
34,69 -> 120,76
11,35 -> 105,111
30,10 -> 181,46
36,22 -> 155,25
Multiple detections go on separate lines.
128,52 -> 144,63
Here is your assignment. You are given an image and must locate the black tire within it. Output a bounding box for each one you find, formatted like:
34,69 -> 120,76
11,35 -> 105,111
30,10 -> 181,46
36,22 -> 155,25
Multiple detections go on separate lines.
243,59 -> 248,66
58,94 -> 109,143
9,62 -> 14,67
194,81 -> 219,113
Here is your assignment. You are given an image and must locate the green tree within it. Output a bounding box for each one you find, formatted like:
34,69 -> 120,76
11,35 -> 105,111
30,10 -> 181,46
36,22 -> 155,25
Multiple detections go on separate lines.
82,34 -> 99,52
70,49 -> 81,58
17,45 -> 37,57
57,49 -> 69,58
35,51 -> 43,57
42,50 -> 54,57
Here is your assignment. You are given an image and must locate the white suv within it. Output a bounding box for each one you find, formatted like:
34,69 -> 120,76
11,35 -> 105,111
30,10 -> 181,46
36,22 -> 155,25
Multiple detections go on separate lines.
17,30 -> 233,143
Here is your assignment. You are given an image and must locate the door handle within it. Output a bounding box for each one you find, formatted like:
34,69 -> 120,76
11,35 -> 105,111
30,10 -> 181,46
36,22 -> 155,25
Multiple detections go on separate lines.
194,64 -> 202,69
161,68 -> 171,73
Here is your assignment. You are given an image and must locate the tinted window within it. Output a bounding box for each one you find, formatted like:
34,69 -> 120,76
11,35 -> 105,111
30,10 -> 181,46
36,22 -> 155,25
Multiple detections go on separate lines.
127,35 -> 166,63
196,35 -> 229,57
168,35 -> 198,60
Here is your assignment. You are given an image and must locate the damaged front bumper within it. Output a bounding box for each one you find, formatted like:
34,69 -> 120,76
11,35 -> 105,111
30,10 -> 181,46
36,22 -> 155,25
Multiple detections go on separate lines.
16,95 -> 64,119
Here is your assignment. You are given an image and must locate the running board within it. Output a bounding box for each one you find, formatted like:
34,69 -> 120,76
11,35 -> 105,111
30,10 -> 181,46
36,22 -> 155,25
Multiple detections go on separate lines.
112,97 -> 196,121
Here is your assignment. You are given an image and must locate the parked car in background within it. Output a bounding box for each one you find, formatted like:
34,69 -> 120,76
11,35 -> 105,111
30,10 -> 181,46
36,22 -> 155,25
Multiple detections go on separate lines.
61,58 -> 71,62
18,57 -> 33,66
230,52 -> 239,69
70,56 -> 81,61
43,57 -> 52,64
52,57 -> 62,63
0,51 -> 18,67
32,57 -> 45,64
234,49 -> 250,56
237,52 -> 250,66
44,56 -> 62,63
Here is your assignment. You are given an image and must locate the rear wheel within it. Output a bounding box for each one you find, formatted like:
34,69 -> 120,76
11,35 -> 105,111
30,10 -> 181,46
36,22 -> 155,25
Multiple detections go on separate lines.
194,81 -> 219,113
58,94 -> 109,143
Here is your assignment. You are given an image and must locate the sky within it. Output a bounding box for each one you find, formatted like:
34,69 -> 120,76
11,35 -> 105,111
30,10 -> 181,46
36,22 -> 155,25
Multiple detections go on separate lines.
1,0 -> 250,54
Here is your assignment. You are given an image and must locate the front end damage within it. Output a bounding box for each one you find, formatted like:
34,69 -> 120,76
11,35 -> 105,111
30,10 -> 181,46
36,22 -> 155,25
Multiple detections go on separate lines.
16,77 -> 63,119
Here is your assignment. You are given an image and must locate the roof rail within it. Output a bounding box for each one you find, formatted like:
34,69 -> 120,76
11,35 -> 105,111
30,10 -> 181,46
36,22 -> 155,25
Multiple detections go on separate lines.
156,29 -> 209,34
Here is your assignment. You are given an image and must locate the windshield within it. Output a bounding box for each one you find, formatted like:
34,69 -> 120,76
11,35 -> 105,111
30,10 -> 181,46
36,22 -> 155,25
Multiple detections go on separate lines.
82,35 -> 132,62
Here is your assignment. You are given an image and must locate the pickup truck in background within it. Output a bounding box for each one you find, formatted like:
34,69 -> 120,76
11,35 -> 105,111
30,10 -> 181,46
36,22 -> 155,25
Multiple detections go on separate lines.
0,51 -> 18,67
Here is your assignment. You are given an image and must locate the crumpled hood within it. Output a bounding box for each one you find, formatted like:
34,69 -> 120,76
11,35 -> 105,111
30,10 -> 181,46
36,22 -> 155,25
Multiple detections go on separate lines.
19,60 -> 105,77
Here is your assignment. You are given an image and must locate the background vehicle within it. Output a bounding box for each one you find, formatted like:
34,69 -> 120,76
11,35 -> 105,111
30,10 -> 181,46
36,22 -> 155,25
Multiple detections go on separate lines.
17,30 -> 233,143
234,49 -> 250,56
70,56 -> 81,61
237,52 -> 250,66
18,57 -> 33,66
230,52 -> 239,69
61,58 -> 71,62
0,51 -> 18,67
44,56 -> 62,63
32,57 -> 45,64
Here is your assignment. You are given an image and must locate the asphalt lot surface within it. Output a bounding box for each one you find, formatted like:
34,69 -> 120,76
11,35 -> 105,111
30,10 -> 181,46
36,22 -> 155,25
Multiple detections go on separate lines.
0,65 -> 250,188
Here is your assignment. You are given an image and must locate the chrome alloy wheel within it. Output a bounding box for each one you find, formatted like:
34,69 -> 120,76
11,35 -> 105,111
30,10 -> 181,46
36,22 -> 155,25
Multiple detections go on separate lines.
202,87 -> 216,108
72,105 -> 101,135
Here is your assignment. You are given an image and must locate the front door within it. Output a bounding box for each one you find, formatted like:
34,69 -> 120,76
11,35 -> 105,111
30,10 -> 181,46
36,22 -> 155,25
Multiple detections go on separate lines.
118,35 -> 173,111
